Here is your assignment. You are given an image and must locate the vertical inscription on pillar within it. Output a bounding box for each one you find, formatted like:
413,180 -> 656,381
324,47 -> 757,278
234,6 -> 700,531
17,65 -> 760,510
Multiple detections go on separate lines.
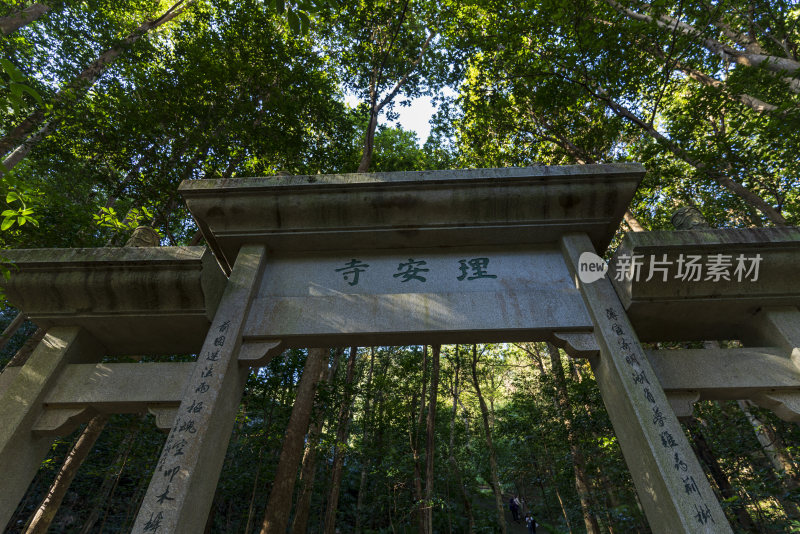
141,319 -> 232,533
604,306 -> 717,527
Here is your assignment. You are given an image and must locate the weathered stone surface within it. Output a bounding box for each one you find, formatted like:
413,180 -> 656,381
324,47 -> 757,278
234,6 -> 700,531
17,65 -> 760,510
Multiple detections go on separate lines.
0,327 -> 105,530
125,226 -> 162,247
749,306 -> 800,367
562,233 -> 732,533
0,246 -> 226,355
180,164 -> 645,273
133,245 -> 267,534
671,206 -> 711,230
647,347 -> 800,399
242,247 -> 593,347
611,228 -> 800,342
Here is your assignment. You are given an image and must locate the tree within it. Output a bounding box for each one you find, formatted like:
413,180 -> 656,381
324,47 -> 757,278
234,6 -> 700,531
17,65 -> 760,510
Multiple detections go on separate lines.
319,0 -> 447,172
259,347 -> 328,534
469,344 -> 506,534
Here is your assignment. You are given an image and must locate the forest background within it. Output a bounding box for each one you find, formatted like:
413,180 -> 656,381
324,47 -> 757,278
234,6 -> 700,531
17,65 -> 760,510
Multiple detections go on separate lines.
1,0 -> 799,532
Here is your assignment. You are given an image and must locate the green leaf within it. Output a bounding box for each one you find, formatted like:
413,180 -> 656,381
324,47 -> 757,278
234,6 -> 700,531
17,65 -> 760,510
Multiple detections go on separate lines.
299,11 -> 310,34
14,83 -> 44,108
1,218 -> 15,231
287,9 -> 300,34
1,210 -> 17,217
0,59 -> 25,83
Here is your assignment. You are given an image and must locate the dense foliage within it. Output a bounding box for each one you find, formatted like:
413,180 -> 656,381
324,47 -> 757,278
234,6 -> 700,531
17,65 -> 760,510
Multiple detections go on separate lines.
1,0 -> 799,532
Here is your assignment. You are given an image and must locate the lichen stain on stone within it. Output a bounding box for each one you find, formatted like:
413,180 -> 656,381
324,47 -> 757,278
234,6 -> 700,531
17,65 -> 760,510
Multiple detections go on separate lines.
206,206 -> 225,220
558,193 -> 579,211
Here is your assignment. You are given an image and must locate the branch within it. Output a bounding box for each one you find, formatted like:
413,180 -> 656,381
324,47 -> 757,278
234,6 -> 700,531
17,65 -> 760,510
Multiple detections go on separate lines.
606,0 -> 800,84
0,3 -> 50,35
647,48 -> 784,114
376,30 -> 435,112
578,79 -> 787,226
0,0 -> 195,158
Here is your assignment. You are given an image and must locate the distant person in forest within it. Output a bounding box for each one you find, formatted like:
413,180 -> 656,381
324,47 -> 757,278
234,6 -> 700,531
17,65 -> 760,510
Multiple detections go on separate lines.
524,512 -> 537,533
509,496 -> 520,522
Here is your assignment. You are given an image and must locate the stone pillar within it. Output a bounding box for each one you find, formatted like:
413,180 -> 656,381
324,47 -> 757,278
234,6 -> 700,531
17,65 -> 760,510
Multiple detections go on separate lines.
132,244 -> 267,534
561,233 -> 732,533
0,326 -> 105,529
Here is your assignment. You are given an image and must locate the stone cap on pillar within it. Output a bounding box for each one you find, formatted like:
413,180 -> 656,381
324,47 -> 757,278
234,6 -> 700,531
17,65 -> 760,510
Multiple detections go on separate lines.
0,246 -> 227,355
179,163 -> 645,274
611,227 -> 800,342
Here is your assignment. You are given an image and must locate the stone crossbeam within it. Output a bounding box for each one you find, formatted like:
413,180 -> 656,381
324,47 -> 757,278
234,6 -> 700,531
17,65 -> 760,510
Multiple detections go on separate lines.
647,347 -> 800,396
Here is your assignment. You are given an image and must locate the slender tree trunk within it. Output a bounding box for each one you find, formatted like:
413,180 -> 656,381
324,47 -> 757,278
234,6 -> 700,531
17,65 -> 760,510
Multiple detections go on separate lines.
0,0 -> 195,159
4,327 -> 45,369
0,311 -> 27,355
423,344 -> 440,534
24,414 -> 111,534
291,349 -> 342,534
0,120 -> 51,175
244,445 -> 265,534
624,210 -> 645,232
684,417 -> 762,528
357,106 -> 379,173
260,347 -> 328,534
323,346 -> 359,534
737,401 -> 800,518
738,400 -> 799,482
449,345 -> 474,533
470,345 -> 507,534
354,347 -> 376,534
79,416 -> 141,534
0,3 -> 51,34
546,343 -> 600,534
409,346 -> 429,533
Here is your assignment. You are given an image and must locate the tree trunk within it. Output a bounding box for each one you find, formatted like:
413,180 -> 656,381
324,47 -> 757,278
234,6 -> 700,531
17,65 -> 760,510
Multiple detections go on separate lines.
79,416 -> 141,534
424,344 -> 440,534
323,346 -> 359,534
0,120 -> 52,175
449,345 -> 474,533
260,347 -> 328,534
624,210 -> 645,232
290,349 -> 342,534
737,400 -> 800,518
357,106 -> 379,173
4,326 -> 45,369
0,3 -> 50,34
546,342 -> 600,534
684,417 -> 761,528
354,347 -> 376,534
0,0 -> 195,159
24,414 -> 110,534
469,345 -> 506,534
412,346 -> 429,533
0,311 -> 27,354
738,400 -> 799,482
